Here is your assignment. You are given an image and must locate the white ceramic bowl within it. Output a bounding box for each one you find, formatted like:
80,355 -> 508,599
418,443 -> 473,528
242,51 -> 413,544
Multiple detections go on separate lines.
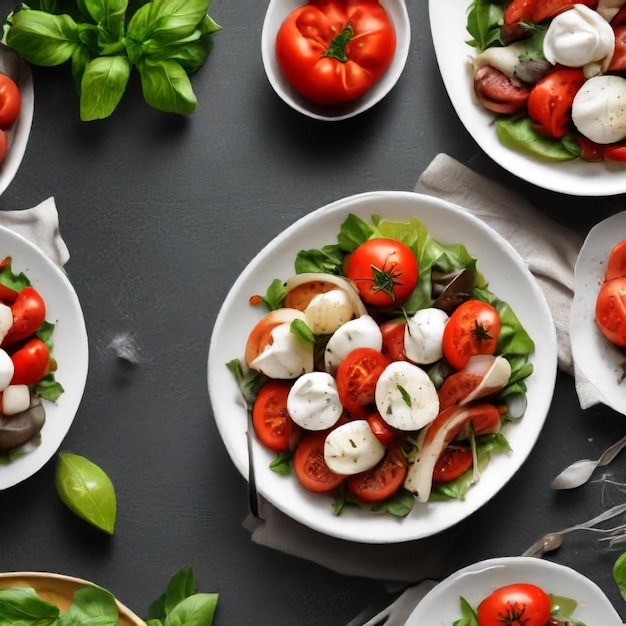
429,0 -> 626,196
0,44 -> 34,197
261,0 -> 411,121
406,556 -> 622,625
570,211 -> 626,414
207,191 -> 557,543
0,226 -> 88,489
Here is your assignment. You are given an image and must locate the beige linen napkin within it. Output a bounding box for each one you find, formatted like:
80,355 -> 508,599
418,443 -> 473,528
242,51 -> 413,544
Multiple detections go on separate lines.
245,154 -> 599,624
0,197 -> 69,266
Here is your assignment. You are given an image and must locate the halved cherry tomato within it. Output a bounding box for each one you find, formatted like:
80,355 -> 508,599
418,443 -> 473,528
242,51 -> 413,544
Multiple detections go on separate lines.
605,240 -> 626,282
2,286 -> 46,347
603,143 -> 626,162
366,411 -> 398,447
335,347 -> 391,418
293,431 -> 346,493
477,583 -> 551,626
10,337 -> 50,385
527,68 -> 585,139
576,133 -> 604,162
275,0 -> 397,105
442,300 -> 501,370
347,442 -> 407,502
252,380 -> 300,452
0,74 -> 21,129
533,0 -> 597,24
437,371 -> 483,411
432,447 -> 473,484
346,238 -> 418,307
380,320 -> 408,362
596,276 -> 626,346
473,66 -> 530,115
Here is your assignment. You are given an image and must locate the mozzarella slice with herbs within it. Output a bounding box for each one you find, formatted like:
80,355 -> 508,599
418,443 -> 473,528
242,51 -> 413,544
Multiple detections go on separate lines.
304,289 -> 355,335
375,361 -> 439,431
324,314 -> 383,373
324,419 -> 385,475
287,372 -> 343,431
250,322 -> 314,379
572,75 -> 626,144
404,308 -> 449,364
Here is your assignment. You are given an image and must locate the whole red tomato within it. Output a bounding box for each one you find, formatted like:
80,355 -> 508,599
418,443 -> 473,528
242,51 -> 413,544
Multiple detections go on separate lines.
0,73 -> 21,130
275,0 -> 396,105
346,238 -> 418,307
477,583 -> 551,626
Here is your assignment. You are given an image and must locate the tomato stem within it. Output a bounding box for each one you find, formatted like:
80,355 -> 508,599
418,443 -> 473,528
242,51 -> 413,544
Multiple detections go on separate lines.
323,24 -> 354,62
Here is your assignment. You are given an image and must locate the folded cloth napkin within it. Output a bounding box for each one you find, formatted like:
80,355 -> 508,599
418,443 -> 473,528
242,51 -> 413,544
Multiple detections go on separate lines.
244,154 -> 599,624
0,197 -> 68,267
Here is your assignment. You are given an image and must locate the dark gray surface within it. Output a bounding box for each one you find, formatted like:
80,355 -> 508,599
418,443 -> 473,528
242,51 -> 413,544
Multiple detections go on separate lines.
0,1 -> 625,624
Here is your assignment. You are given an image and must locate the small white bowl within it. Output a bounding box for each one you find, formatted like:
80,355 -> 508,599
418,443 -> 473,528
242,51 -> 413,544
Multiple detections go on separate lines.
406,557 -> 622,625
261,0 -> 411,121
0,44 -> 33,196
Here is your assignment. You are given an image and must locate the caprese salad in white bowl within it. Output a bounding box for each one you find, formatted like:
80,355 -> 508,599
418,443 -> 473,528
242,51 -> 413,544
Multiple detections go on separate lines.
207,191 -> 557,544
429,0 -> 626,196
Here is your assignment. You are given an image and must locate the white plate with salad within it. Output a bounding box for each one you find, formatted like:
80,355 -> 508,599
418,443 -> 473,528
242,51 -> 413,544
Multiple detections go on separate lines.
570,211 -> 626,414
0,226 -> 88,489
428,0 -> 626,196
406,556 -> 622,625
208,191 -> 557,544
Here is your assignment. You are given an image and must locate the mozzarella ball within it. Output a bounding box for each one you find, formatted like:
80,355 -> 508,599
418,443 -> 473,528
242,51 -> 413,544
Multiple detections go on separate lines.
404,308 -> 449,364
324,314 -> 383,373
287,372 -> 342,431
543,5 -> 614,76
324,420 -> 386,475
304,289 -> 355,335
572,75 -> 626,144
2,385 -> 31,415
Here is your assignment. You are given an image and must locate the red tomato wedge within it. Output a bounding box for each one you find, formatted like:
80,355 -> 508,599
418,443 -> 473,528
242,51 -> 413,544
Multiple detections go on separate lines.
473,66 -> 530,115
2,286 -> 46,347
533,0 -> 597,23
379,320 -> 408,362
604,240 -> 626,281
596,276 -> 626,346
503,0 -> 535,24
10,337 -> 49,385
252,379 -> 300,452
293,431 -> 346,493
347,442 -> 407,502
432,447 -> 473,484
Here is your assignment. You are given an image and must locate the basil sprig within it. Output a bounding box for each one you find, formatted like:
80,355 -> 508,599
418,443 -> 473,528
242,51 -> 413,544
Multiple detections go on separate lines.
3,0 -> 221,120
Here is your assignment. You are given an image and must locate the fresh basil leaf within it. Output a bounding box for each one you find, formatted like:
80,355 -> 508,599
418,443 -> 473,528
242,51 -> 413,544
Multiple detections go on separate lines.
137,58 -> 197,114
55,452 -> 117,534
337,213 -> 375,252
80,55 -> 130,120
125,1 -> 151,43
495,116 -> 581,161
294,244 -> 344,275
71,44 -> 92,91
143,0 -> 208,46
466,0 -> 504,51
614,551 -> 626,600
82,0 -> 127,26
60,585 -> 119,626
34,374 -> 65,402
0,587 -> 60,625
453,596 -> 479,625
6,9 -> 80,66
269,451 -> 292,475
0,258 -> 30,290
163,593 -> 218,626
290,318 -> 315,346
259,278 -> 285,311
164,568 -> 196,617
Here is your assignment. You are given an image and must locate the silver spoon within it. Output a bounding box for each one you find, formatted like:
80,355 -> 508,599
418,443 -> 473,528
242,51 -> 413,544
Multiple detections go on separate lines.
522,503 -> 626,557
551,433 -> 626,490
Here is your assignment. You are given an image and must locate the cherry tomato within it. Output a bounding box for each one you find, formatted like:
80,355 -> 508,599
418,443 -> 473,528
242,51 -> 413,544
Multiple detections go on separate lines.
366,411 -> 398,447
275,0 -> 396,105
442,300 -> 501,371
0,74 -> 21,129
603,143 -> 626,162
10,337 -> 50,385
346,238 -> 419,307
527,68 -> 585,139
473,66 -> 530,115
533,0 -> 597,23
293,431 -> 346,493
477,583 -> 551,626
595,276 -> 626,346
347,442 -> 407,502
2,286 -> 46,347
437,371 -> 483,411
432,447 -> 473,484
380,320 -> 408,362
335,347 -> 391,418
252,380 -> 300,452
576,134 -> 604,162
503,0 -> 535,24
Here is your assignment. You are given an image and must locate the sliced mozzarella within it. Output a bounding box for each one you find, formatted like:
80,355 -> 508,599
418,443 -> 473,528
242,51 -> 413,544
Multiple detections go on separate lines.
324,315 -> 383,373
0,303 -> 12,343
2,384 -> 30,415
287,372 -> 342,431
473,41 -> 551,83
543,5 -> 614,76
0,349 -> 14,392
250,322 -> 314,379
572,75 -> 626,144
304,289 -> 355,335
375,361 -> 439,431
404,308 -> 449,365
324,419 -> 385,475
